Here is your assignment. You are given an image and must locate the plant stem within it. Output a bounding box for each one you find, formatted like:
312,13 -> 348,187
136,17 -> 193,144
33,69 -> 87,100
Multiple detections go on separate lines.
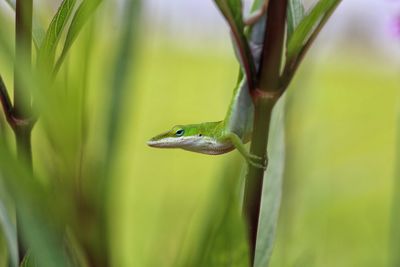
14,0 -> 32,119
243,0 -> 287,264
14,0 -> 34,262
242,100 -> 274,263
15,127 -> 33,171
15,127 -> 32,262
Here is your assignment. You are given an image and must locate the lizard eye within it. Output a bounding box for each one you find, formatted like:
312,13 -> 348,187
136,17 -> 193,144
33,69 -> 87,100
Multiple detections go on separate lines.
175,129 -> 184,137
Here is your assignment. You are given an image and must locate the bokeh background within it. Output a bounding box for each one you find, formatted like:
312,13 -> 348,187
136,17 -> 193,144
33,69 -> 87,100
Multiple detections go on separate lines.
128,1 -> 400,266
0,0 -> 399,266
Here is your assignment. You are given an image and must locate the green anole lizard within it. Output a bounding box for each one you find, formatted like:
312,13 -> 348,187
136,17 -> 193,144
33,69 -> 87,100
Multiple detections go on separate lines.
148,1 -> 268,168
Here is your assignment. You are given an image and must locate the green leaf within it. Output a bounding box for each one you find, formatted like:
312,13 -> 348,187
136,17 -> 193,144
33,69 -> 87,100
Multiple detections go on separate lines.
254,97 -> 286,267
286,0 -> 341,61
37,0 -> 77,71
105,0 -> 139,161
0,199 -> 18,267
176,161 -> 249,267
213,0 -> 257,90
282,0 -> 341,88
54,0 -> 102,74
287,0 -> 305,41
32,24 -> 46,51
0,145 -> 70,267
20,251 -> 37,267
3,0 -> 45,50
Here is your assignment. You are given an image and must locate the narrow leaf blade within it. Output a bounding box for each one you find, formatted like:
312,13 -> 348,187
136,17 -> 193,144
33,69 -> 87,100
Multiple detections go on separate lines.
32,24 -> 45,51
287,0 -> 305,41
38,0 -> 77,70
20,251 -> 37,267
282,0 -> 341,89
176,162 -> 249,266
54,0 -> 102,74
286,0 -> 341,61
254,97 -> 286,267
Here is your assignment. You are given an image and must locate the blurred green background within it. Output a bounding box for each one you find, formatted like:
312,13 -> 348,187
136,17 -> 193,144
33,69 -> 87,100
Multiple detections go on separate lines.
0,0 -> 399,266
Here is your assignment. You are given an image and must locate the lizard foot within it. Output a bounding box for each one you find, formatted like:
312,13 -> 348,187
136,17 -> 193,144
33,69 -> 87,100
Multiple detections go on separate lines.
246,154 -> 267,170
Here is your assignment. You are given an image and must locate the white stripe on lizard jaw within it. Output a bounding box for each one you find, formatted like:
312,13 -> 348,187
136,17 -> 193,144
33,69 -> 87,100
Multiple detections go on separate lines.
147,136 -> 214,148
147,136 -> 233,154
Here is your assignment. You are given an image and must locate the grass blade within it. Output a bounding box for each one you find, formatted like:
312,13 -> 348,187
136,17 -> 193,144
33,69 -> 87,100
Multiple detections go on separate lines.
213,0 -> 257,90
254,97 -> 286,267
37,0 -> 77,71
54,0 -> 102,74
0,199 -> 18,267
287,0 -> 305,41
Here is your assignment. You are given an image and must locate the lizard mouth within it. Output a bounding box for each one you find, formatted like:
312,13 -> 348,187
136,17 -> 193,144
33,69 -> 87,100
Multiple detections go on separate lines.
147,136 -> 197,148
147,137 -> 180,148
147,140 -> 161,147
147,131 -> 172,148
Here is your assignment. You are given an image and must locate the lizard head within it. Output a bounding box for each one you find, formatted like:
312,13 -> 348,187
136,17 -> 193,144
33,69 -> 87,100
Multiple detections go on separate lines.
147,125 -> 202,149
147,121 -> 230,155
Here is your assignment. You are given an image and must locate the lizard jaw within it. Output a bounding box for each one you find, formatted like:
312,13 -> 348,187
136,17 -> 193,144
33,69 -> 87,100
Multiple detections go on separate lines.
147,136 -> 200,148
147,136 -> 234,155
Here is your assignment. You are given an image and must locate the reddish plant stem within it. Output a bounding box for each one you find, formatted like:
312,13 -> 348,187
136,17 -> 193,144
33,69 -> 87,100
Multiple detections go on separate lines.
243,0 -> 287,265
